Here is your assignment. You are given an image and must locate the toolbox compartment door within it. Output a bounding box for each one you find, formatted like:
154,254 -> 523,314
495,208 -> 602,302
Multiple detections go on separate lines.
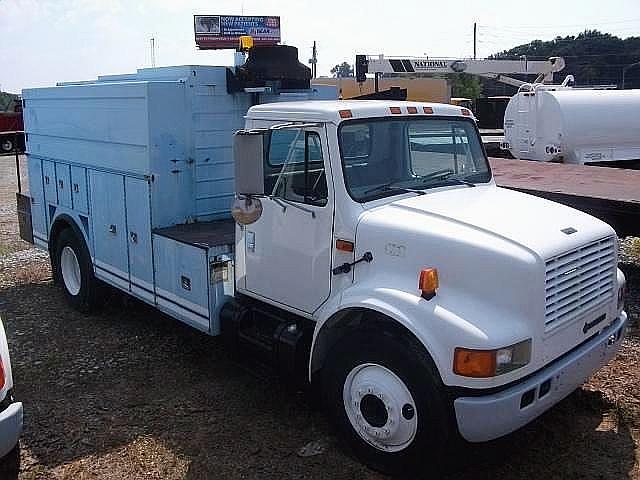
26,157 -> 46,242
55,163 -> 72,208
42,160 -> 57,208
89,170 -> 129,289
153,234 -> 210,333
125,177 -> 153,302
71,166 -> 88,214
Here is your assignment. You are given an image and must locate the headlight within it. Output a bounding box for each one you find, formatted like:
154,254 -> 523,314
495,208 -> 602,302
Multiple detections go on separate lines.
617,269 -> 626,313
453,339 -> 532,378
618,283 -> 626,313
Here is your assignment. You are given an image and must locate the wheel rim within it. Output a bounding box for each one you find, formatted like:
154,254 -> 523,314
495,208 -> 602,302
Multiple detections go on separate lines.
343,363 -> 418,452
60,246 -> 82,296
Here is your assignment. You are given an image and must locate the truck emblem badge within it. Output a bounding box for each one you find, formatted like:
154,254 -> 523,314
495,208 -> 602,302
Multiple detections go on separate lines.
561,227 -> 577,235
384,243 -> 406,257
583,314 -> 606,334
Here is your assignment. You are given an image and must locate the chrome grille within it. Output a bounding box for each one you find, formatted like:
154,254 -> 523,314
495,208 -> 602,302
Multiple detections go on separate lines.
545,237 -> 616,331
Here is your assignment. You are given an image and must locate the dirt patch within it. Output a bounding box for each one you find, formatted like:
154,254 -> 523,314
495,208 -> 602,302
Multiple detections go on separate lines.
0,157 -> 639,479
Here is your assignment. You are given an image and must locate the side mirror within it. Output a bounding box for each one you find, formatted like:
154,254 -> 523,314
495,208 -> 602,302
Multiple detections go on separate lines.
233,131 -> 265,196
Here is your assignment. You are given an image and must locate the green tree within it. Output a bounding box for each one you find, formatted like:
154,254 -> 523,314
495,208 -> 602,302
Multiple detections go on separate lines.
489,30 -> 640,89
448,73 -> 482,99
0,92 -> 18,112
331,62 -> 354,78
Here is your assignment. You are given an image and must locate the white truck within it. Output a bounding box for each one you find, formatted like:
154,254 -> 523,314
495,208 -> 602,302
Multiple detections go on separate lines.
0,318 -> 22,479
18,53 -> 627,474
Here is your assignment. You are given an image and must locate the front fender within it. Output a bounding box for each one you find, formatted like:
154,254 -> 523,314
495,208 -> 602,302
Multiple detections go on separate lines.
312,283 -> 533,389
311,285 -> 450,383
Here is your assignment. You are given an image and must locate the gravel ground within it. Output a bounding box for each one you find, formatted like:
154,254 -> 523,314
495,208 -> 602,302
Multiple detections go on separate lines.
0,156 -> 639,479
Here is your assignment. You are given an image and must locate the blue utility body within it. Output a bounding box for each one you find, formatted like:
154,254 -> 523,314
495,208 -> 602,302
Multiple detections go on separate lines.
22,65 -> 336,334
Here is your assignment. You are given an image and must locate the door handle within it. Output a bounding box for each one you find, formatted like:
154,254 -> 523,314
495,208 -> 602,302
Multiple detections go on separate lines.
58,179 -> 64,189
130,232 -> 138,243
73,183 -> 80,193
109,224 -> 117,235
332,252 -> 373,275
44,175 -> 50,185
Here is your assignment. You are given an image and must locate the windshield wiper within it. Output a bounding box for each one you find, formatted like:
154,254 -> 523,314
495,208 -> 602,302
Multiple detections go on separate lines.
363,182 -> 426,197
417,170 -> 476,188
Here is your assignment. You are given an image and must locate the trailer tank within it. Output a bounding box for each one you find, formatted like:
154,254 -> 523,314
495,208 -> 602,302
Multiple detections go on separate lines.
503,87 -> 640,164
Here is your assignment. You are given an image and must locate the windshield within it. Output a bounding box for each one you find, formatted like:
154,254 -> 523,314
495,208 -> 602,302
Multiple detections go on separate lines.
338,117 -> 491,202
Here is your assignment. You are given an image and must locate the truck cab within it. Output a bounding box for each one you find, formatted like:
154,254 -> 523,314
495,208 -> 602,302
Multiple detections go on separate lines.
18,69 -> 627,473
227,100 -> 627,471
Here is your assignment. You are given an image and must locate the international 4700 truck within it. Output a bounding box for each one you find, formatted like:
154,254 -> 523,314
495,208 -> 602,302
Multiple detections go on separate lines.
17,46 -> 627,473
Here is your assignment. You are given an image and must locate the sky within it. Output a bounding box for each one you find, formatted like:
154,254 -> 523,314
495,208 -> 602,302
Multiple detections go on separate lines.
1,0 -> 640,93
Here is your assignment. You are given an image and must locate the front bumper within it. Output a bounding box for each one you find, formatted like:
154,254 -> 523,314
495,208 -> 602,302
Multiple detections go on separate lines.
0,400 -> 23,458
454,312 -> 627,442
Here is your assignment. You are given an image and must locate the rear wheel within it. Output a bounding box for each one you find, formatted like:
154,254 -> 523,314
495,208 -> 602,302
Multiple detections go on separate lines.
1,138 -> 13,153
52,228 -> 101,312
322,329 -> 452,474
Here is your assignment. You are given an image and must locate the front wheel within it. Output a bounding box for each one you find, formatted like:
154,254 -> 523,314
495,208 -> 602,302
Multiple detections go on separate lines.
52,228 -> 101,312
322,330 -> 452,475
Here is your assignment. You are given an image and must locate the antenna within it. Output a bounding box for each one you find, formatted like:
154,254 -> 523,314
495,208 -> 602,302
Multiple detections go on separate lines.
150,37 -> 156,67
473,22 -> 477,60
309,41 -> 317,79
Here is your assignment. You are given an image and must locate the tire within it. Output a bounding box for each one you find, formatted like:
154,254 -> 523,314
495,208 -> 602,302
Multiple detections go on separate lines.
52,228 -> 101,313
0,444 -> 20,480
1,138 -> 13,153
322,329 -> 452,475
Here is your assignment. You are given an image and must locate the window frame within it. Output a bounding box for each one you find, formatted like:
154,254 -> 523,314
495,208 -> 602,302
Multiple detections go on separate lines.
264,128 -> 329,207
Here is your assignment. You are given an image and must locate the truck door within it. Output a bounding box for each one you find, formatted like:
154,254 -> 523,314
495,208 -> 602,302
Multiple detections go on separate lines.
244,126 -> 333,314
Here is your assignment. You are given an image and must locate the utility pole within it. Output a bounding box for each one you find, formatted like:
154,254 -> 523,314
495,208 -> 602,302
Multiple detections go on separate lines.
309,41 -> 317,78
473,22 -> 477,60
150,37 -> 156,68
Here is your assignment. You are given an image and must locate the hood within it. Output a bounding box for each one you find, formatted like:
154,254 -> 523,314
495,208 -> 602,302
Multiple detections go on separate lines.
380,185 -> 614,259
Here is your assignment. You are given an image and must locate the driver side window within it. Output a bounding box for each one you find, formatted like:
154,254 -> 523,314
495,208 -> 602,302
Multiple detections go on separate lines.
264,129 -> 328,207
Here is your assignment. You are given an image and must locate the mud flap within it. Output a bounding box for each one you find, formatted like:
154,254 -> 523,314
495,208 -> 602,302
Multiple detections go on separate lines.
16,193 -> 33,244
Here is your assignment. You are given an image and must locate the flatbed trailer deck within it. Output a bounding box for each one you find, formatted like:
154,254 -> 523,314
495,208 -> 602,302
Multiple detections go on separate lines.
489,157 -> 640,237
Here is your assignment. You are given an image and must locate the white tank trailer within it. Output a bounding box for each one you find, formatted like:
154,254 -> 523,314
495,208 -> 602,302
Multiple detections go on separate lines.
503,86 -> 640,164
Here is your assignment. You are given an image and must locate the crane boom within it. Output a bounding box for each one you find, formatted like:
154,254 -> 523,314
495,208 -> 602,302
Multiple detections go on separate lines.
356,54 -> 565,85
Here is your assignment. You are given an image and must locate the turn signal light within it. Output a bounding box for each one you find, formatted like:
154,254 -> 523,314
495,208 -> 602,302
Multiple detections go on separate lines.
336,239 -> 354,252
419,268 -> 439,300
454,340 -> 531,378
407,106 -> 418,114
390,106 -> 402,114
339,109 -> 353,118
423,106 -> 434,114
453,348 -> 496,378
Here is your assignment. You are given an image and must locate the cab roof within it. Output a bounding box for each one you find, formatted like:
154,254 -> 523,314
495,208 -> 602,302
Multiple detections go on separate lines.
247,100 -> 472,123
